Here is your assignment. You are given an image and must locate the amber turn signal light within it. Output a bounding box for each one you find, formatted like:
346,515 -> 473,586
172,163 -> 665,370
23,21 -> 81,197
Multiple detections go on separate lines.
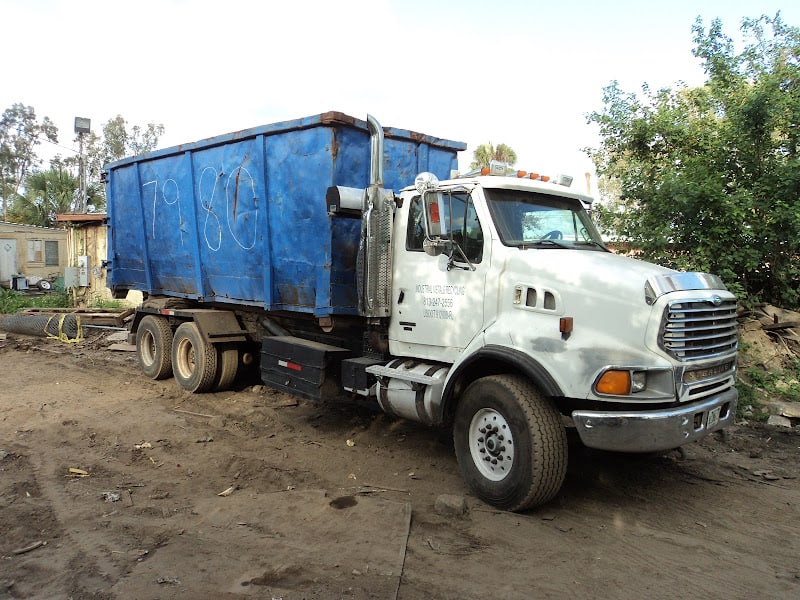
596,370 -> 631,395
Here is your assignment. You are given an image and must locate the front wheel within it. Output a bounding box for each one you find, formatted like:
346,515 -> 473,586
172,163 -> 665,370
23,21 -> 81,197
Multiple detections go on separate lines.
453,374 -> 567,511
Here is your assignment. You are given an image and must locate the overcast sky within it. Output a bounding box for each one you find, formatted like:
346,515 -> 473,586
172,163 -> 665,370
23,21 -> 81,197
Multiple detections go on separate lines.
2,0 -> 797,193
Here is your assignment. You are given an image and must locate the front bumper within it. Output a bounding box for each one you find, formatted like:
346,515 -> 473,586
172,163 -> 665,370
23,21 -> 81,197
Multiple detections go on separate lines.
571,388 -> 738,453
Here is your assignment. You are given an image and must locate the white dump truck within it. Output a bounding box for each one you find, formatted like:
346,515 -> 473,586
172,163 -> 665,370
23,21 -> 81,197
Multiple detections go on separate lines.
106,112 -> 739,510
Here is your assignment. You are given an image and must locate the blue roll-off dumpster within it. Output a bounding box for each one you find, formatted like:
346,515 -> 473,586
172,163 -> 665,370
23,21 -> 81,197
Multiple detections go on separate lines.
105,111 -> 465,317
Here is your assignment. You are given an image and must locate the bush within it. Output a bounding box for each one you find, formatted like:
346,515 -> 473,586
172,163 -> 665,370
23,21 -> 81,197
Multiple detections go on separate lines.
0,288 -> 73,314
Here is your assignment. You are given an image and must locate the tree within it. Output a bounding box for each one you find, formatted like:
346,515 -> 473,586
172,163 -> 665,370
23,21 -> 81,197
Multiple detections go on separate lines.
470,142 -> 517,170
0,107 -> 162,224
51,115 -> 165,208
586,14 -> 800,308
0,103 -> 58,221
92,115 -> 164,163
83,116 -> 164,200
8,167 -> 80,227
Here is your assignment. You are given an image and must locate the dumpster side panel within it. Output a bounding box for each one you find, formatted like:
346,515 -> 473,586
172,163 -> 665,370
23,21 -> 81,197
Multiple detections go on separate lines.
263,125 -> 338,313
106,113 -> 465,316
190,136 -> 269,304
137,153 -> 202,296
107,163 -> 147,293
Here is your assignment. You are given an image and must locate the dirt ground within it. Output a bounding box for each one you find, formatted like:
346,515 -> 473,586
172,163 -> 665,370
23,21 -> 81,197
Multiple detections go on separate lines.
1,331 -> 799,600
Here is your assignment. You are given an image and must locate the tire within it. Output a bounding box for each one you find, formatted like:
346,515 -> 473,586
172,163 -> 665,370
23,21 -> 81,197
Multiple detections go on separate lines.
136,315 -> 173,380
171,322 -> 218,393
38,280 -> 52,290
214,344 -> 239,391
453,374 -> 568,511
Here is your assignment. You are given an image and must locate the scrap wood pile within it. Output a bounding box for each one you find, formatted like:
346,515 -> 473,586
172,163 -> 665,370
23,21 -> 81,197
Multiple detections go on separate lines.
738,304 -> 800,367
737,303 -> 800,424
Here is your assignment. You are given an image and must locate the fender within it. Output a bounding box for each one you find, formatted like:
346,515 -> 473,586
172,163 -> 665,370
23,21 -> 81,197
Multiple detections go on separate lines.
439,344 -> 564,422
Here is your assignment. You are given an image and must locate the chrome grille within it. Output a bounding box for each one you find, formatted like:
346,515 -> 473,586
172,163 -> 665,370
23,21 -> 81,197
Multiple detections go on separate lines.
660,299 -> 738,361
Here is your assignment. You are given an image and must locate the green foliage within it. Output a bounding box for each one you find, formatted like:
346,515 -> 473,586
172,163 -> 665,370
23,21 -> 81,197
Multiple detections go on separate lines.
8,167 -> 78,226
587,14 -> 800,309
734,379 -> 768,421
736,358 -> 800,421
1,107 -> 162,225
0,288 -> 72,314
88,294 -> 124,309
776,357 -> 800,402
83,115 -> 164,206
88,115 -> 164,170
470,142 -> 517,170
0,289 -> 24,313
0,103 -> 58,220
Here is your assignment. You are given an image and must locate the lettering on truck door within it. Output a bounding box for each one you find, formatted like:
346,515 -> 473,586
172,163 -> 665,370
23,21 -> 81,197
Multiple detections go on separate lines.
390,193 -> 487,362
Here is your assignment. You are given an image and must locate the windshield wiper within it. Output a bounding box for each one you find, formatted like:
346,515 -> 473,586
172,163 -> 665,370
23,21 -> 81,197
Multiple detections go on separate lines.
575,240 -> 609,250
519,239 -> 571,249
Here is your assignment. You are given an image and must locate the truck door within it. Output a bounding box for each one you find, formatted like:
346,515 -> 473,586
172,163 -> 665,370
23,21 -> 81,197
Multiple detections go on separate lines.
389,191 -> 487,362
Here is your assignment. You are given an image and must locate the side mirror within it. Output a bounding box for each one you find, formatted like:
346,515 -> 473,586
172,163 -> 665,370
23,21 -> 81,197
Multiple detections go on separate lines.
422,190 -> 449,256
422,191 -> 446,238
423,237 -> 448,257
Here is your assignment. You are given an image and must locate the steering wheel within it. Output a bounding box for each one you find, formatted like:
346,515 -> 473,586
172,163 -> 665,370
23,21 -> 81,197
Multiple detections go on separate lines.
543,230 -> 563,240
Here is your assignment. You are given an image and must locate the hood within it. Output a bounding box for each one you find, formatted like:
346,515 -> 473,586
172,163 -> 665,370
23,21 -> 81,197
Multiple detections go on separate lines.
507,248 -> 675,304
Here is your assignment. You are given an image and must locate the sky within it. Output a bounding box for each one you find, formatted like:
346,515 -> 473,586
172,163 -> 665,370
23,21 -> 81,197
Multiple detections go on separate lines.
2,0 -> 798,195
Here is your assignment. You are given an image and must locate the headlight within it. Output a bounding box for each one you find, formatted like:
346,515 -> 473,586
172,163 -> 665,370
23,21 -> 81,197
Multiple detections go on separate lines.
595,369 -> 647,395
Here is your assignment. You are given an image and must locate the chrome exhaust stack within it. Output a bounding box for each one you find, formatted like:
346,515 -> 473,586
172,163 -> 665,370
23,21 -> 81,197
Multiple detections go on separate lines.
359,114 -> 393,318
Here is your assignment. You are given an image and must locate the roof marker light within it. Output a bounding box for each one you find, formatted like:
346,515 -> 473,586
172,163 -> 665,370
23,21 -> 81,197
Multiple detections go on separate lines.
488,161 -> 506,176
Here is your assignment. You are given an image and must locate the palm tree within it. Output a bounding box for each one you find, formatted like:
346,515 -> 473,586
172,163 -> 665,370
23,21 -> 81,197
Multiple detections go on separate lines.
9,167 -> 79,227
470,142 -> 517,170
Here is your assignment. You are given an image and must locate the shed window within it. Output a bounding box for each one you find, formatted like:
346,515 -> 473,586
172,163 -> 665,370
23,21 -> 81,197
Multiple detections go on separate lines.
26,239 -> 59,265
27,239 -> 43,263
45,241 -> 59,266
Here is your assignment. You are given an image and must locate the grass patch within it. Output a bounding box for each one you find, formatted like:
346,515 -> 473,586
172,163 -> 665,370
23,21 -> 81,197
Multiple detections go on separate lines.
734,378 -> 770,422
0,288 -> 73,314
736,360 -> 800,421
88,294 -> 126,310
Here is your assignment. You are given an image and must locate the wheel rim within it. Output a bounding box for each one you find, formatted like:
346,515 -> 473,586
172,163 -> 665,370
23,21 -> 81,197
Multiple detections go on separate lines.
140,330 -> 156,366
469,408 -> 514,482
174,337 -> 196,379
469,408 -> 514,481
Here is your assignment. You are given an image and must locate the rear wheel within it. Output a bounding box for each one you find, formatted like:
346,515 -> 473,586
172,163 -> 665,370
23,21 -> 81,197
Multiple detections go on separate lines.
171,322 -> 218,393
453,374 -> 567,511
136,315 -> 173,380
214,344 -> 239,391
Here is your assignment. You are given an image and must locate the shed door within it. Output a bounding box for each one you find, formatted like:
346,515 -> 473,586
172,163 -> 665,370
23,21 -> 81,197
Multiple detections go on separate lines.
0,239 -> 17,284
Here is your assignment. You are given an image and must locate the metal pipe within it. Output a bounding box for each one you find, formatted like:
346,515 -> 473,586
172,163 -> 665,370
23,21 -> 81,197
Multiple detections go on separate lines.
367,114 -> 384,186
260,316 -> 291,337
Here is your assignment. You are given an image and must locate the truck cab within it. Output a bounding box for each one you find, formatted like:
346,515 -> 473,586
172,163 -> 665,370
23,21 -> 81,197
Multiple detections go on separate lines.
371,165 -> 738,509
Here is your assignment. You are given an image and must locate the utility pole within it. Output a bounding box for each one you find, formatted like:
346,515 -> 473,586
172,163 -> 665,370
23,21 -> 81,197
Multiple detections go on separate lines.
74,117 -> 91,212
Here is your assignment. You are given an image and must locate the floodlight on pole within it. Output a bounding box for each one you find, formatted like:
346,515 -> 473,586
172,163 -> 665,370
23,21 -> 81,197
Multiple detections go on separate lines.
74,117 -> 91,212
74,117 -> 91,135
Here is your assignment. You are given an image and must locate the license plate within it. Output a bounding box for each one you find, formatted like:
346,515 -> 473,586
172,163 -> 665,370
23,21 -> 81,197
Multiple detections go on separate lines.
706,406 -> 721,429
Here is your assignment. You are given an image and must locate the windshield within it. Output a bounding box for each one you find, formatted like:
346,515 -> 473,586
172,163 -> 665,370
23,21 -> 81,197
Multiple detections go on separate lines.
484,188 -> 606,250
